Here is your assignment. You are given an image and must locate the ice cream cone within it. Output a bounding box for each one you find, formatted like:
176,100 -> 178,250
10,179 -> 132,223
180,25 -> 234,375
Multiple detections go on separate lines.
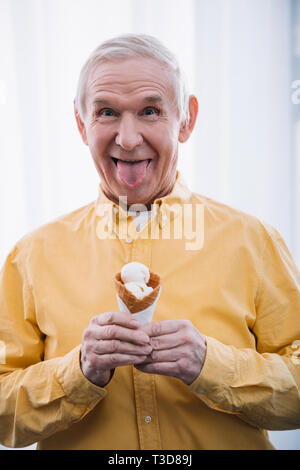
114,270 -> 161,314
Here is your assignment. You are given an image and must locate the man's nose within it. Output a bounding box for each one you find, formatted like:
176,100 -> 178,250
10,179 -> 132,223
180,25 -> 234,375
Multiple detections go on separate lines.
115,113 -> 143,150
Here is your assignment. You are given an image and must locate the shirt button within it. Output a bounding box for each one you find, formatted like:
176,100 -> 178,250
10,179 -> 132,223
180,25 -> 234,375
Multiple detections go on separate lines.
126,237 -> 132,243
144,416 -> 152,423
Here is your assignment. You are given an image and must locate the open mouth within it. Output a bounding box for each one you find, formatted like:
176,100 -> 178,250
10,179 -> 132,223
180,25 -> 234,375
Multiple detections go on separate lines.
111,157 -> 152,166
111,157 -> 152,188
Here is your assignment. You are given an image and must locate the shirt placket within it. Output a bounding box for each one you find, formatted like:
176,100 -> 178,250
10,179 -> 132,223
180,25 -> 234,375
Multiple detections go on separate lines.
118,206 -> 162,450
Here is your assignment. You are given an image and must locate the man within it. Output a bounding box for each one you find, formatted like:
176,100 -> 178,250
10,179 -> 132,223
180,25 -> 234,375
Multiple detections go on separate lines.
0,34 -> 299,450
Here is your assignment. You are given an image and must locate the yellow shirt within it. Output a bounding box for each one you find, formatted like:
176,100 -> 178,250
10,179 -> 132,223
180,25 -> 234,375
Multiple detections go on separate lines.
0,173 -> 300,450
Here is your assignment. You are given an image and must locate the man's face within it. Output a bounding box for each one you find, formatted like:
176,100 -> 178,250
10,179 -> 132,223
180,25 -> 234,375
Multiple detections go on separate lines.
76,57 -> 193,208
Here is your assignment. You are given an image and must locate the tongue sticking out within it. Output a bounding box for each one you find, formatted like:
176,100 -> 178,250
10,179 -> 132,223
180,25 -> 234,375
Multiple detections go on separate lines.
117,160 -> 149,188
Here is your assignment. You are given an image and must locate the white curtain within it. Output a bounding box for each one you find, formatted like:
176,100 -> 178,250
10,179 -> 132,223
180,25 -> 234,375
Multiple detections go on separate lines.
0,0 -> 299,450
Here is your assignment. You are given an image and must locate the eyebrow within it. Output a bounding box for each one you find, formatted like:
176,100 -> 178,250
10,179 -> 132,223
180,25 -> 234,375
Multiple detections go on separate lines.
92,94 -> 164,107
92,98 -> 111,107
142,94 -> 163,105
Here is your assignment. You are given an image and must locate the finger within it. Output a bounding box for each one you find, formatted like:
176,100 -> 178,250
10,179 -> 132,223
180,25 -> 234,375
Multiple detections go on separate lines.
140,320 -> 185,338
148,346 -> 183,363
93,323 -> 150,345
94,311 -> 140,329
93,339 -> 153,356
95,353 -> 149,370
135,361 -> 179,377
150,331 -> 183,351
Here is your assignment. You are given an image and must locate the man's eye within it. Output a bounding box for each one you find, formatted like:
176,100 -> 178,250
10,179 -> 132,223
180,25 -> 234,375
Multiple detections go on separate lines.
98,108 -> 115,117
142,107 -> 160,116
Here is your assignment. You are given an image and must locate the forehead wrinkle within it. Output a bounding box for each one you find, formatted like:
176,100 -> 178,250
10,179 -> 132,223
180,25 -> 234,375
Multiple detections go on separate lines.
88,68 -> 172,96
89,86 -> 170,109
90,78 -> 169,95
93,94 -> 163,105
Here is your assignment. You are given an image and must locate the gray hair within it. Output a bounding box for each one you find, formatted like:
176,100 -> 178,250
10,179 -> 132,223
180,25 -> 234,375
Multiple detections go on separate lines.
75,33 -> 190,123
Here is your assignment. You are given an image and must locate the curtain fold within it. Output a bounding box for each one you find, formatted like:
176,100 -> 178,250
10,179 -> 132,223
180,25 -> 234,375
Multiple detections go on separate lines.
292,0 -> 300,268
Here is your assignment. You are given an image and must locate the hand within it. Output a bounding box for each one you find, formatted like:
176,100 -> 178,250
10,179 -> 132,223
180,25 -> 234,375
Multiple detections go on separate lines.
135,319 -> 207,385
80,311 -> 152,387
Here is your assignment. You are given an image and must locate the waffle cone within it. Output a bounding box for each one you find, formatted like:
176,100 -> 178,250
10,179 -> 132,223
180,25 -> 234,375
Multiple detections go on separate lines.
114,270 -> 161,314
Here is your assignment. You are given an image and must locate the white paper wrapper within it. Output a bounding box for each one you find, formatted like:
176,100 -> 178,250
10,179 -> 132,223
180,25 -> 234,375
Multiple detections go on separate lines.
116,286 -> 161,325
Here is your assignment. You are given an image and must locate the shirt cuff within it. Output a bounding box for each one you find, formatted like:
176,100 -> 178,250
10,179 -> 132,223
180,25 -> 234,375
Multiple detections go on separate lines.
189,336 -> 237,413
56,345 -> 107,405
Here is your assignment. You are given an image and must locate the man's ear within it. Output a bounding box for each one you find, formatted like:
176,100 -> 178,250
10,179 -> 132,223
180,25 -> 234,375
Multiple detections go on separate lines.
178,95 -> 198,143
74,100 -> 88,145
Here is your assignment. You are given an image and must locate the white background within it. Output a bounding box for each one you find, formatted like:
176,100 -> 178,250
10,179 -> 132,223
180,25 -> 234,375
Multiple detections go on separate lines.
0,0 -> 299,450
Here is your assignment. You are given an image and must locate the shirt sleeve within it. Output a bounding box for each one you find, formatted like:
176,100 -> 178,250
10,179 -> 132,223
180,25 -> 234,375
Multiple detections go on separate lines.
0,246 -> 107,448
189,225 -> 300,430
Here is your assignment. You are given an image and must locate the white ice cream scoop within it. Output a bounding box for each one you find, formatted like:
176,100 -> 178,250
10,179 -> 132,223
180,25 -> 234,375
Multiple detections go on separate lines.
121,262 -> 150,284
124,281 -> 153,299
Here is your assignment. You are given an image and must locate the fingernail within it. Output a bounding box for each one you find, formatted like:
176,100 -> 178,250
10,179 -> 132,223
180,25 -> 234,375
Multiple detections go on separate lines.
140,334 -> 150,344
